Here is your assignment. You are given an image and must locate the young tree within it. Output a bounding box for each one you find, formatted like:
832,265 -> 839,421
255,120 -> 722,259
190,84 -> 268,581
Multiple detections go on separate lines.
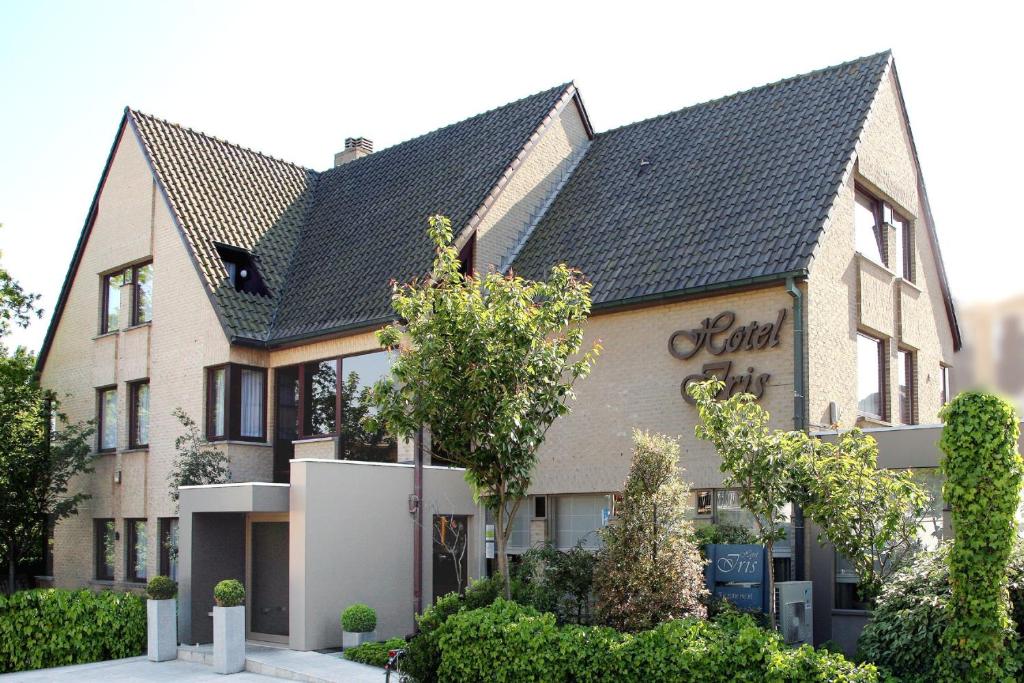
366,215 -> 600,596
167,408 -> 229,505
792,429 -> 927,602
593,430 -> 707,631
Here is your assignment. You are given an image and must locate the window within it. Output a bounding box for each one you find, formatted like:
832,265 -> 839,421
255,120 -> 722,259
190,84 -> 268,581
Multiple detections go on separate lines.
126,519 -> 147,583
303,359 -> 338,436
940,364 -> 951,405
132,262 -> 153,325
158,518 -> 178,581
898,349 -> 915,424
97,386 -> 117,452
835,552 -> 871,610
101,271 -> 124,333
534,496 -> 547,519
339,352 -> 397,462
215,243 -> 269,296
857,334 -> 885,419
94,519 -> 115,581
695,490 -> 713,516
890,212 -> 913,281
854,190 -> 884,264
129,380 -> 150,448
206,364 -> 267,441
555,494 -> 611,550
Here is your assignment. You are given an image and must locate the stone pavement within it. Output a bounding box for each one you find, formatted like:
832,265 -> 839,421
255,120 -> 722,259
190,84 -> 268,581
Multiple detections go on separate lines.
0,655 -> 278,681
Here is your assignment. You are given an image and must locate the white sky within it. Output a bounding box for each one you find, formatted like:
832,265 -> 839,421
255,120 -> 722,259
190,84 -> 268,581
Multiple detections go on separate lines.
1,0 -> 1021,352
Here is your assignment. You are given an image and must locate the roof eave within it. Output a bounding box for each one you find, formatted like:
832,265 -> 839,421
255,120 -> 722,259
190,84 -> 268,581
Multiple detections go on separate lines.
591,270 -> 808,314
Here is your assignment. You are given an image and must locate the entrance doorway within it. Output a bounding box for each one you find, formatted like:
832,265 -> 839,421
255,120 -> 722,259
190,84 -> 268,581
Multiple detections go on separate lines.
247,515 -> 289,642
432,515 -> 469,601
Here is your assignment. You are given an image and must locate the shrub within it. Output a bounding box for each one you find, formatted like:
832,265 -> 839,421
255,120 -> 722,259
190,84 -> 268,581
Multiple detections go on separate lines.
594,430 -> 707,631
434,600 -> 881,682
341,603 -> 376,633
936,391 -> 1023,679
859,542 -> 1024,681
213,579 -> 244,607
692,522 -> 758,552
511,542 -> 597,624
342,637 -> 405,667
0,589 -> 146,673
146,575 -> 177,600
400,575 -> 502,683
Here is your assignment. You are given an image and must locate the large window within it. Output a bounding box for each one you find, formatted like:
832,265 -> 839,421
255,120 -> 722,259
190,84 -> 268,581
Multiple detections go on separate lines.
94,518 -> 115,581
129,380 -> 150,448
854,190 -> 884,265
897,349 -> 915,424
206,364 -> 267,441
284,351 -> 397,462
126,519 -> 147,583
97,386 -> 117,452
100,262 -> 153,333
834,552 -> 871,610
555,495 -> 611,550
159,518 -> 179,580
857,334 -> 885,419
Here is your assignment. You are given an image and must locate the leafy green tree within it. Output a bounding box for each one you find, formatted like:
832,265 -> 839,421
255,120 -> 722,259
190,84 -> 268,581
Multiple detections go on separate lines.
167,408 -> 229,504
593,430 -> 707,631
366,215 -> 599,596
792,428 -> 927,602
935,391 -> 1023,680
689,379 -> 796,625
512,542 -> 597,624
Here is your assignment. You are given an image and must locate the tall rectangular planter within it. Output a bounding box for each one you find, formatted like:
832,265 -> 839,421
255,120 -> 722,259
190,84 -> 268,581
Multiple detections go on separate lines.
343,630 -> 376,649
147,599 -> 177,662
213,605 -> 245,674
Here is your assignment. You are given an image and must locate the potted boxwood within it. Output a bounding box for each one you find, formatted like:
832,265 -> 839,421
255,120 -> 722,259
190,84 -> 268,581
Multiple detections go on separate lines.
341,603 -> 377,649
146,575 -> 178,662
213,579 -> 246,674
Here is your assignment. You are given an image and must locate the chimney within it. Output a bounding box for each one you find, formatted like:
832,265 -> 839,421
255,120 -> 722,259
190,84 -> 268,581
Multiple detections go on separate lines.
334,137 -> 373,167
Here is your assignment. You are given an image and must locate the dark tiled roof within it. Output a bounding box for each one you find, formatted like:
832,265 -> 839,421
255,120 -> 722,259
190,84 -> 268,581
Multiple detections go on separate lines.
511,52 -> 891,305
128,110 -> 316,340
270,84 -> 571,341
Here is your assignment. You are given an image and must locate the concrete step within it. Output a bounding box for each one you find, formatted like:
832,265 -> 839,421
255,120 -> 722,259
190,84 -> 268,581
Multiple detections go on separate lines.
177,643 -> 383,683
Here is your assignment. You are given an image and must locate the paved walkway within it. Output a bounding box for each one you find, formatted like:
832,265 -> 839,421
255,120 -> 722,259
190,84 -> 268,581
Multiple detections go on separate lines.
179,642 -> 384,682
0,656 -> 278,681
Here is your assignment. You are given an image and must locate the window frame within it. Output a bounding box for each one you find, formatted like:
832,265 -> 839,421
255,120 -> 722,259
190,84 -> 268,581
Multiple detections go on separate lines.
125,518 -> 147,584
854,186 -> 886,267
130,261 -> 154,326
100,269 -> 125,334
890,211 -> 914,282
100,261 -> 153,334
205,363 -> 268,442
856,333 -> 886,421
94,518 -> 115,581
128,379 -> 150,449
897,348 -> 916,425
96,385 -> 118,453
158,517 -> 179,580
940,364 -> 951,406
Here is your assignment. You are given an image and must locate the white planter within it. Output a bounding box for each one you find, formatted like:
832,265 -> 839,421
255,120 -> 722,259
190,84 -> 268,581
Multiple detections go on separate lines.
342,629 -> 376,649
213,605 -> 246,674
147,599 -> 177,662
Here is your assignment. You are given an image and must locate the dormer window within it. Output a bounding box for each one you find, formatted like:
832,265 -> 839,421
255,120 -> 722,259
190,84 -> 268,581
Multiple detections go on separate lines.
215,243 -> 269,296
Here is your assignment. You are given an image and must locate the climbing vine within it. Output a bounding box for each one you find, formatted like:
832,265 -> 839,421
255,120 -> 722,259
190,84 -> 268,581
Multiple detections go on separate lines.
936,391 -> 1022,680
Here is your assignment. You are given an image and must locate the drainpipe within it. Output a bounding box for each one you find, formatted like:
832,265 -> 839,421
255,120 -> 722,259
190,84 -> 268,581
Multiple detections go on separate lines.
786,277 -> 807,582
412,427 -> 424,625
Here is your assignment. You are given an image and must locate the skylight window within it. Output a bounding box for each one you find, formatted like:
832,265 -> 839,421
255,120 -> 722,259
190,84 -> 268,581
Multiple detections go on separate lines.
215,243 -> 269,296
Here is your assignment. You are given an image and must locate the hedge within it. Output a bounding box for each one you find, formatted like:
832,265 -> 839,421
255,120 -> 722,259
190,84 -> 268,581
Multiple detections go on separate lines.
342,637 -> 405,667
0,589 -> 146,673
436,599 -> 881,682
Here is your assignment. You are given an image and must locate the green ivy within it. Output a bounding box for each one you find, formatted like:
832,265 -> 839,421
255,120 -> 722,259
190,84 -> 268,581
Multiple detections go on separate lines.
0,589 -> 146,673
935,391 -> 1023,680
342,637 -> 405,667
435,599 -> 881,682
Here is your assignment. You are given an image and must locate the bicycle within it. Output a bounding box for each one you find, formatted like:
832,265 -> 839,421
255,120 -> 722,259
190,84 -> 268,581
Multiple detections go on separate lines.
384,646 -> 407,683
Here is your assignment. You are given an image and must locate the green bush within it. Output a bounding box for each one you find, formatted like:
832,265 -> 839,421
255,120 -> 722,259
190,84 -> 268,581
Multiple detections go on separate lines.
435,600 -> 881,682
0,589 -> 146,673
213,579 -> 245,607
342,637 -> 405,667
341,603 -> 377,633
400,575 -> 502,683
859,542 -> 1024,681
692,522 -> 758,552
511,542 -> 597,624
936,391 -> 1023,680
146,575 -> 177,600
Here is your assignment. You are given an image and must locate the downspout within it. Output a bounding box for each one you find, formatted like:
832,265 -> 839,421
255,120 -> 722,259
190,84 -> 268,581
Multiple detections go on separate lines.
412,427 -> 424,625
786,277 -> 807,582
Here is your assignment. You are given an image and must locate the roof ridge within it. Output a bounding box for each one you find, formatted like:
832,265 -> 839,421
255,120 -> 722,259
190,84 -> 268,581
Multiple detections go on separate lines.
126,107 -> 315,174
597,51 -> 891,137
318,82 -> 573,176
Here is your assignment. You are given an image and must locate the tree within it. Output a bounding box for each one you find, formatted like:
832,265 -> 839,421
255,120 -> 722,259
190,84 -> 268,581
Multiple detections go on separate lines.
689,379 -> 796,626
167,408 -> 229,504
592,430 -> 707,631
366,215 -> 600,597
792,428 -> 927,602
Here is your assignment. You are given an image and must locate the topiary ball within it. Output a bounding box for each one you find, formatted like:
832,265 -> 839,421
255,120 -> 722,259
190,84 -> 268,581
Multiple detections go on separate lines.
341,603 -> 377,633
214,579 -> 245,607
147,575 -> 178,600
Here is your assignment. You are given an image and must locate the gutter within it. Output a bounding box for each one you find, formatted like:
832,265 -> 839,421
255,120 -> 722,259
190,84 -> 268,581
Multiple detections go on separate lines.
412,427 -> 424,624
785,276 -> 807,582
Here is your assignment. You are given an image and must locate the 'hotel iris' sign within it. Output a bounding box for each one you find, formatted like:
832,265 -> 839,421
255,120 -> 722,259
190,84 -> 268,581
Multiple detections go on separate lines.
668,310 -> 786,404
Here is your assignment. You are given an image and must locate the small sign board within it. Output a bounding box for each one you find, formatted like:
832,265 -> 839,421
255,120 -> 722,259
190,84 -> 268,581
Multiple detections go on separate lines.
485,524 -> 495,560
704,544 -> 769,613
